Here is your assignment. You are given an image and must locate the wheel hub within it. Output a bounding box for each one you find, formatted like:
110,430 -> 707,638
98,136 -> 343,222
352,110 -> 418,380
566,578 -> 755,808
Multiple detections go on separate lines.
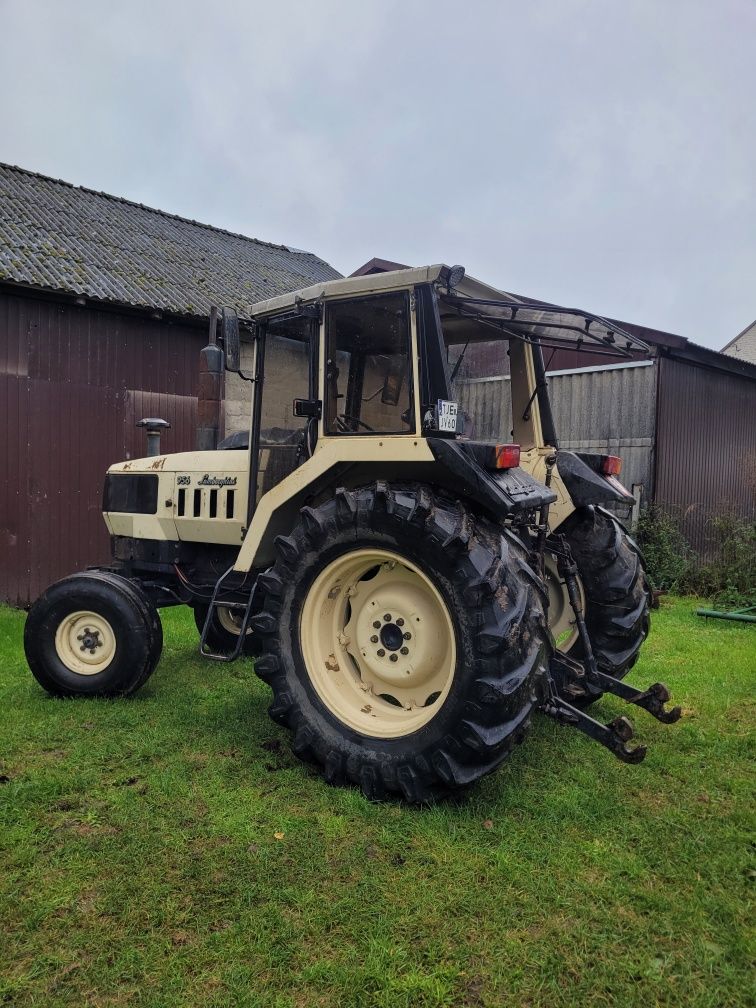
300,549 -> 456,738
379,621 -> 404,652
54,611 -> 117,676
77,628 -> 103,654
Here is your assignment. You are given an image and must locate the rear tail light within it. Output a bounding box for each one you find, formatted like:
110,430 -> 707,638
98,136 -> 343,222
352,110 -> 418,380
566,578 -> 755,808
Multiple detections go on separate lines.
601,455 -> 623,476
494,444 -> 521,469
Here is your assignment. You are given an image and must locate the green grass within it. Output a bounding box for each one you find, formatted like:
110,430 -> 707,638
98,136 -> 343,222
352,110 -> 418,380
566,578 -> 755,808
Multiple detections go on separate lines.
1,599 -> 753,1008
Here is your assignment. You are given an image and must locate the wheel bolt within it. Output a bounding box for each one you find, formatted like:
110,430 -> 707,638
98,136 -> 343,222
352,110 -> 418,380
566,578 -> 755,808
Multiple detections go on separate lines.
377,649 -> 385,657
373,620 -> 381,629
400,647 -> 409,655
396,618 -> 404,627
389,654 -> 398,663
383,614 -> 391,622
403,632 -> 411,640
370,635 -> 378,643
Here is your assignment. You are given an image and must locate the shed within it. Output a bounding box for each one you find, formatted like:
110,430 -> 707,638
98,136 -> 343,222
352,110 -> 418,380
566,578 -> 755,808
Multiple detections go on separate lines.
0,163 -> 339,605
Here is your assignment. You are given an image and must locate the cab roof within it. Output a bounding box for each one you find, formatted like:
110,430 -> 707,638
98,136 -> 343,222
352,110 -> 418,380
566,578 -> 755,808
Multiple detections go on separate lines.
247,264 -> 649,357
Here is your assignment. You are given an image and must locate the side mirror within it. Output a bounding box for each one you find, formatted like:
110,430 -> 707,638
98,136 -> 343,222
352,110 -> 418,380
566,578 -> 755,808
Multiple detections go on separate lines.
380,356 -> 405,406
221,308 -> 241,372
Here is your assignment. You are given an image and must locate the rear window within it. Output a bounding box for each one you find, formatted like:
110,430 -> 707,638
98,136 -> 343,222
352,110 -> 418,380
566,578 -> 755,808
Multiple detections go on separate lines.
103,474 -> 158,514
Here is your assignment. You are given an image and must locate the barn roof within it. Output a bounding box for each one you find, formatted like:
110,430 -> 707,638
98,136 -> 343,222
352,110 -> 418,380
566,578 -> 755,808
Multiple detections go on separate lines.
0,162 -> 340,320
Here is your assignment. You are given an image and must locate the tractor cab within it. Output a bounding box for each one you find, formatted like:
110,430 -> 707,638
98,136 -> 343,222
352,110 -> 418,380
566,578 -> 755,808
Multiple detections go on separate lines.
219,264 -> 648,571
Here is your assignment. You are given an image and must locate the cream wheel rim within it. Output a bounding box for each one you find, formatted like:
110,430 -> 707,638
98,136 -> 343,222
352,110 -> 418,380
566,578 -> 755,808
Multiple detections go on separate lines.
300,549 -> 457,738
217,605 -> 253,637
54,610 -> 117,675
544,554 -> 585,652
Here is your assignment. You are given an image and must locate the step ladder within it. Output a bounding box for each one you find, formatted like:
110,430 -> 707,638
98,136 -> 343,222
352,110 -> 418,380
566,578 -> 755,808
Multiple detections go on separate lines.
198,566 -> 258,662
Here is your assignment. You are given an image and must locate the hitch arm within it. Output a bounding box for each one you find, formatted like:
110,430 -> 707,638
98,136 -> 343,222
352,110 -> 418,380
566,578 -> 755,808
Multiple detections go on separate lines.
541,695 -> 647,764
587,671 -> 682,724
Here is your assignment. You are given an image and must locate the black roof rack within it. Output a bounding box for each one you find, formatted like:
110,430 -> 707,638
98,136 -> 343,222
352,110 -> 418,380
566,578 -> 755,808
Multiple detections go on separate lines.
440,295 -> 649,358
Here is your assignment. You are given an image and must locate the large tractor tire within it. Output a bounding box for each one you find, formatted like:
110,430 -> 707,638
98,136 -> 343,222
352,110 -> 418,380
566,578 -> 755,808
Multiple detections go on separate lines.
251,483 -> 551,803
192,602 -> 260,656
549,506 -> 650,705
24,571 -> 163,698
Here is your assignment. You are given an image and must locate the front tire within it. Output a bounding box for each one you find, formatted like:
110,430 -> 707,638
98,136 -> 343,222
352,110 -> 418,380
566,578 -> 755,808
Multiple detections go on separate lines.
24,571 -> 163,697
252,484 -> 550,803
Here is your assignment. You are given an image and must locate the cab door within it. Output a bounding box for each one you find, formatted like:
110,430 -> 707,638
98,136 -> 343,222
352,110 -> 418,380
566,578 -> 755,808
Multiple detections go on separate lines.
321,290 -> 416,437
252,312 -> 318,509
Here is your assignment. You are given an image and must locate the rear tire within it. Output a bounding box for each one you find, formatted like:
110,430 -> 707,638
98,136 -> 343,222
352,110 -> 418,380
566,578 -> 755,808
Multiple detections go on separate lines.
24,571 -> 162,697
556,506 -> 650,704
251,483 -> 550,803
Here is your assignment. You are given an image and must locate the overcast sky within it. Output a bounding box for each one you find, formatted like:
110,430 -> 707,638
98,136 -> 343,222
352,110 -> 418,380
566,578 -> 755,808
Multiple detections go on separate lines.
1,0 -> 754,348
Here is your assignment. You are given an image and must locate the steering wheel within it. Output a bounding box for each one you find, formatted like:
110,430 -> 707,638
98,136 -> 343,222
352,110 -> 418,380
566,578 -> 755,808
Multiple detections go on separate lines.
336,413 -> 375,433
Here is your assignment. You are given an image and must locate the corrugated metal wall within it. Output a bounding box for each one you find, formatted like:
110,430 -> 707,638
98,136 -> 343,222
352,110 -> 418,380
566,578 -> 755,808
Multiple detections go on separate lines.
1,289 -> 204,606
457,360 -> 657,500
655,355 -> 756,557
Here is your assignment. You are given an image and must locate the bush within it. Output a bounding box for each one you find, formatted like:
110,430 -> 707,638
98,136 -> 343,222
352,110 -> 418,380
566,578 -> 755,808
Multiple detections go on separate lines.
636,507 -> 756,608
694,514 -> 756,609
635,507 -> 693,593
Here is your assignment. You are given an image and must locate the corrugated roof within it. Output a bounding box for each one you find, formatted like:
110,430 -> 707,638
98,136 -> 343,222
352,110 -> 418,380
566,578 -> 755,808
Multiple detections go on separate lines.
0,162 -> 341,319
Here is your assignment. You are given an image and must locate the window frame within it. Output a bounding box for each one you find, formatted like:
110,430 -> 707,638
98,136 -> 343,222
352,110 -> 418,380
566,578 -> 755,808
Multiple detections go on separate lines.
246,310 -> 319,526
319,289 -> 420,439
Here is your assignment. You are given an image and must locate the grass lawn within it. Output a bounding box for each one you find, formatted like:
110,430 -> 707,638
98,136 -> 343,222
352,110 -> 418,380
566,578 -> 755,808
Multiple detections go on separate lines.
0,597 -> 753,1008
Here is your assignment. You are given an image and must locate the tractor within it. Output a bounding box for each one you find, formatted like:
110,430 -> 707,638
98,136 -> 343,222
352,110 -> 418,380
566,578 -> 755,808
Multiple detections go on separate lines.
23,264 -> 680,803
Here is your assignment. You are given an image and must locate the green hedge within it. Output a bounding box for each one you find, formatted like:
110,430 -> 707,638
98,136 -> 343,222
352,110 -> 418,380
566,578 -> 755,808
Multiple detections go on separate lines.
636,507 -> 756,608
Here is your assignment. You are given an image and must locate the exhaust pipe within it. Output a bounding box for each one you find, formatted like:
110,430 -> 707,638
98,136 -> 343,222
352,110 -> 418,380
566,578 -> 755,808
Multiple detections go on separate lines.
197,305 -> 225,451
137,417 -> 171,457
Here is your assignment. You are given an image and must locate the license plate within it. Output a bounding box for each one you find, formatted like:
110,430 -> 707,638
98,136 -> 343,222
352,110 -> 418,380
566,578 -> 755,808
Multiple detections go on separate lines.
437,400 -> 459,433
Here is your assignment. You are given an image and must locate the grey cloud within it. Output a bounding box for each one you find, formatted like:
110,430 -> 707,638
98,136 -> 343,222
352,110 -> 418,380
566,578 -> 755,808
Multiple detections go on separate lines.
1,0 -> 753,347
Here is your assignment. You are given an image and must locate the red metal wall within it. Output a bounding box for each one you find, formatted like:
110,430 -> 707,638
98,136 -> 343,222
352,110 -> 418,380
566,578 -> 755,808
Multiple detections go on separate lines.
0,289 -> 204,606
655,355 -> 756,558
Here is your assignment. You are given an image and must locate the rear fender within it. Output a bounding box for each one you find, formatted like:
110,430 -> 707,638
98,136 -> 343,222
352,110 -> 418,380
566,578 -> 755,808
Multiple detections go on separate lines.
556,451 -> 635,507
427,438 -> 556,518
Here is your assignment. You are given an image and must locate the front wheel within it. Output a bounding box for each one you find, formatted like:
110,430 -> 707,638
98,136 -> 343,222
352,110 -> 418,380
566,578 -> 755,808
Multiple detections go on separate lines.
251,483 -> 550,803
24,571 -> 163,697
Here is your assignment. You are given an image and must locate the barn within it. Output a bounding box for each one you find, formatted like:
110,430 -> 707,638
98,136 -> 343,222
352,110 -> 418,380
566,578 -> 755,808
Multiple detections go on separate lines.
0,163 -> 339,606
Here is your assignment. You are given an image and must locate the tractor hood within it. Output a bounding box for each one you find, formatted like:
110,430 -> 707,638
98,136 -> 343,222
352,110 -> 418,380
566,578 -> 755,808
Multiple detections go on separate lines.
103,450 -> 248,546
107,449 -> 248,476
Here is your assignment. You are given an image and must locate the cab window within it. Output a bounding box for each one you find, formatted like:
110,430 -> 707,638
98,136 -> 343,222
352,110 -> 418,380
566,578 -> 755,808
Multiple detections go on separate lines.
255,316 -> 312,502
324,292 -> 413,435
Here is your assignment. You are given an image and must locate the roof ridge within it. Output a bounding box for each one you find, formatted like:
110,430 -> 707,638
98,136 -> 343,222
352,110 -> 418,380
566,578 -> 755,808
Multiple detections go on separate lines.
720,318 -> 756,353
0,160 -> 319,258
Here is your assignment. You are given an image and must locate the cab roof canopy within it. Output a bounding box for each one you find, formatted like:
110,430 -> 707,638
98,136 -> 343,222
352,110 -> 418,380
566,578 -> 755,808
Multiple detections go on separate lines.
248,264 -> 648,358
